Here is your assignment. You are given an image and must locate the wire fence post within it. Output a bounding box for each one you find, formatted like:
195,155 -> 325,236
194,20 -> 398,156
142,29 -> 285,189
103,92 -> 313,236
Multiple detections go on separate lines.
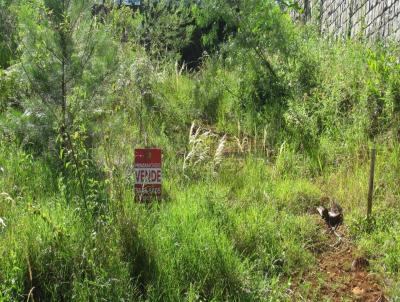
367,147 -> 376,220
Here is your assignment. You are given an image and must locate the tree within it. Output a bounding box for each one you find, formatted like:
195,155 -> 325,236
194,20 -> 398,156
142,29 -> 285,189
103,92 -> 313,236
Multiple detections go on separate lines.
192,0 -> 299,138
16,0 -> 118,205
0,0 -> 18,68
139,0 -> 194,61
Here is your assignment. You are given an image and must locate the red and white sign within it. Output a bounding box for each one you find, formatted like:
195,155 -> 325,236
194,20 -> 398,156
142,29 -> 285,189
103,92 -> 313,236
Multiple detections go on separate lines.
134,148 -> 162,201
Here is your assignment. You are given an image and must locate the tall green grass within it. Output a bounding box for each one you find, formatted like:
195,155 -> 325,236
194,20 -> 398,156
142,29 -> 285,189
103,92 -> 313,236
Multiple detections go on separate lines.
1,137 -> 327,301
1,1 -> 400,300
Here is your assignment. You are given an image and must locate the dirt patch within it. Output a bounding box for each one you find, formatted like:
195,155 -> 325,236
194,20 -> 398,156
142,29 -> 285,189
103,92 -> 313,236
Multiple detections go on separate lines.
291,216 -> 385,301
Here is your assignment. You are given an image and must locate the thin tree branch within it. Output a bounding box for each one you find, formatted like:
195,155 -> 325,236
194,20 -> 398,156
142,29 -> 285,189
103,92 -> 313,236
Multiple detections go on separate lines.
252,45 -> 278,79
42,41 -> 63,63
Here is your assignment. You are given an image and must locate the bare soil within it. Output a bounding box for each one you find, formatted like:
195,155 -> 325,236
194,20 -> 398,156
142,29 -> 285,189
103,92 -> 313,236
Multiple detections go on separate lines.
291,216 -> 385,302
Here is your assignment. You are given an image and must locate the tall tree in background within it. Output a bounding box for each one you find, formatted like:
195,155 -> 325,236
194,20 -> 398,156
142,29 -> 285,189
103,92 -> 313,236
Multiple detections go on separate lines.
0,0 -> 17,68
140,0 -> 194,61
17,0 -> 118,205
192,0 -> 300,140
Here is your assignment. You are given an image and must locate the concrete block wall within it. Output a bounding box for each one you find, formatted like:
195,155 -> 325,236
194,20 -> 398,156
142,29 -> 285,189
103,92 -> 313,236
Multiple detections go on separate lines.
295,0 -> 400,42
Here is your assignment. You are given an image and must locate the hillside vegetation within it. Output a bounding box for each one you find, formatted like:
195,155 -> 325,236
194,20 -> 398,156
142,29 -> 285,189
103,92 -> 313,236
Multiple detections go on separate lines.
1,0 -> 400,301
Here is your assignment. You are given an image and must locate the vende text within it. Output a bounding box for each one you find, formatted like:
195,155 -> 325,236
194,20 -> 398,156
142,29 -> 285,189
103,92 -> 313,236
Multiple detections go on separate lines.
135,168 -> 162,184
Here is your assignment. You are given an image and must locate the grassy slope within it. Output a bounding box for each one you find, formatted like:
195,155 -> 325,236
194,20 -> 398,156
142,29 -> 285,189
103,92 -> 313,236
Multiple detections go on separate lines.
1,9 -> 400,302
1,134 -> 400,300
0,140 -> 317,301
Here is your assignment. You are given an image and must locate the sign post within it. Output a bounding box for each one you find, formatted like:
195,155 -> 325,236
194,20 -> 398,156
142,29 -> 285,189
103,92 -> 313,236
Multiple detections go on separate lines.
134,148 -> 162,201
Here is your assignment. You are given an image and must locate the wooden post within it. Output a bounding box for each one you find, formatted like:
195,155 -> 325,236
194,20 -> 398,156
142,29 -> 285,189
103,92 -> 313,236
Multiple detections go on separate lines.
367,147 -> 376,219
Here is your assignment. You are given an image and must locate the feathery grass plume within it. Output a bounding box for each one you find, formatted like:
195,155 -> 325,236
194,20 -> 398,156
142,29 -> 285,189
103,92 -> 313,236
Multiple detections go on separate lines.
234,136 -> 249,154
183,122 -> 216,173
0,192 -> 15,205
214,134 -> 226,169
0,217 -> 6,229
263,126 -> 267,153
279,141 -> 286,156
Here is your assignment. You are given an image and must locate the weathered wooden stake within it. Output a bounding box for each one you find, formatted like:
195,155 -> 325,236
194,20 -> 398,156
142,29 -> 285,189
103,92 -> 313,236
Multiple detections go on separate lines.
367,147 -> 376,219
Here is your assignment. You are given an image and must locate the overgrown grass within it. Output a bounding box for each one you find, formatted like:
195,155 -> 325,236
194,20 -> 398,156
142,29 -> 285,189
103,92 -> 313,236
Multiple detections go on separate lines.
1,1 -> 400,300
2,132 -> 400,300
1,137 -> 328,301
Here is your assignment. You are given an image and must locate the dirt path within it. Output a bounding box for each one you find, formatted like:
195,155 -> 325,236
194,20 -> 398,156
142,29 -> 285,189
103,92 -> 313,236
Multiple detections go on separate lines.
292,216 -> 385,301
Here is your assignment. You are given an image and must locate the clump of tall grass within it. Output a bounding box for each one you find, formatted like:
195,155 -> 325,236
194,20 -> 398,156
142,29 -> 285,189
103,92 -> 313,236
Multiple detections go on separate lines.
183,122 -> 214,171
183,122 -> 227,177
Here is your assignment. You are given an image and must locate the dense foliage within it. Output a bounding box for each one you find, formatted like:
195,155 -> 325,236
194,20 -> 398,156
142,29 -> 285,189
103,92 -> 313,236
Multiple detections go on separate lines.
1,0 -> 400,301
